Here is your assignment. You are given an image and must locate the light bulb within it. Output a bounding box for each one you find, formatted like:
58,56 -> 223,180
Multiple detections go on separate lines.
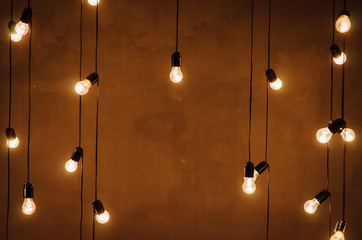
340,128 -> 355,142
96,210 -> 110,224
253,170 -> 259,182
269,78 -> 282,90
336,15 -> 351,33
169,67 -> 183,83
11,33 -> 22,42
242,177 -> 256,194
333,52 -> 347,65
65,159 -> 78,172
304,198 -> 320,214
316,127 -> 333,143
7,137 -> 19,148
75,80 -> 91,95
22,198 -> 36,215
88,0 -> 100,6
15,21 -> 29,36
330,231 -> 345,240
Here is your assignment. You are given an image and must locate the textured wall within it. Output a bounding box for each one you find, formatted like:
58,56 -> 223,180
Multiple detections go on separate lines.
0,0 -> 361,239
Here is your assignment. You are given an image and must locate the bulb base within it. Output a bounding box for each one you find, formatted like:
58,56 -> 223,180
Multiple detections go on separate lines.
314,189 -> 330,204
254,161 -> 269,175
70,147 -> 83,162
244,161 -> 254,178
93,200 -> 105,215
23,183 -> 34,199
334,220 -> 347,233
171,52 -> 182,67
265,69 -> 277,82
328,118 -> 346,134
330,44 -> 342,58
86,72 -> 99,85
339,10 -> 350,18
8,21 -> 16,34
6,127 -> 17,141
20,7 -> 33,24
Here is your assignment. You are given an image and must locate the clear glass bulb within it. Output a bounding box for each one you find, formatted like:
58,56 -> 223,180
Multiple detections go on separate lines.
316,127 -> 333,143
330,231 -> 345,240
65,159 -> 78,172
169,67 -> 183,83
22,198 -> 36,215
75,80 -> 91,95
340,128 -> 355,142
242,177 -> 256,194
336,15 -> 351,33
269,78 -> 282,90
15,21 -> 29,36
11,33 -> 22,42
88,0 -> 100,6
304,198 -> 320,214
96,210 -> 110,224
7,137 -> 19,148
333,52 -> 347,65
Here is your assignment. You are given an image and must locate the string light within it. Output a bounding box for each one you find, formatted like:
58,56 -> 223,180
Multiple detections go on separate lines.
266,68 -> 282,90
6,127 -> 19,148
242,162 -> 256,194
93,200 -> 110,224
316,118 -> 355,143
75,72 -> 99,95
330,44 -> 347,65
330,220 -> 347,240
88,0 -> 100,6
8,21 -> 22,42
65,147 -> 83,172
22,183 -> 36,215
335,11 -> 351,33
304,190 -> 330,214
15,7 -> 33,36
170,0 -> 183,83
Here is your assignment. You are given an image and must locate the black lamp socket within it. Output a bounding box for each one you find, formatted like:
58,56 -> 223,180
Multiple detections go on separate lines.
171,52 -> 181,67
244,162 -> 254,178
20,7 -> 33,24
92,200 -> 105,215
254,161 -> 269,175
6,127 -> 16,141
23,183 -> 34,199
8,21 -> 16,34
314,190 -> 330,204
330,44 -> 342,58
70,147 -> 83,162
339,10 -> 350,18
265,69 -> 277,83
86,72 -> 99,85
334,220 -> 347,233
328,118 -> 346,134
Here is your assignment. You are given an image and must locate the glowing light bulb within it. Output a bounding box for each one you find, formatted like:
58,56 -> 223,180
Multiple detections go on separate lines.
336,15 -> 351,33
269,78 -> 282,90
15,21 -> 29,36
330,231 -> 345,240
96,210 -> 110,224
88,0 -> 100,6
242,177 -> 256,194
11,33 -> 22,42
304,198 -> 320,214
7,137 -> 19,148
333,52 -> 347,65
169,67 -> 183,83
75,80 -> 91,95
22,198 -> 36,215
316,127 -> 333,143
340,128 -> 355,142
65,160 -> 78,172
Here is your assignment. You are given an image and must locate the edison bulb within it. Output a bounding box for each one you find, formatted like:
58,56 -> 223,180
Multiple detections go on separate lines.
96,210 -> 110,224
242,177 -> 256,194
316,127 -> 333,143
336,15 -> 351,33
340,128 -> 355,142
75,80 -> 91,95
169,67 -> 183,83
65,160 -> 78,172
333,52 -> 347,65
15,21 -> 29,36
11,33 -> 22,42
22,198 -> 36,215
7,137 -> 19,148
270,78 -> 282,90
88,0 -> 100,6
304,198 -> 320,214
330,231 -> 345,240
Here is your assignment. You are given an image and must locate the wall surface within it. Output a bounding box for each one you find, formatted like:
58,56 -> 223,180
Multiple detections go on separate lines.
0,0 -> 361,239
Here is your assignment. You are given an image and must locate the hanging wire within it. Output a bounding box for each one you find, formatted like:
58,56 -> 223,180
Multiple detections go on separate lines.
79,1 -> 84,239
27,11 -> 32,184
342,142 -> 346,221
266,167 -> 270,240
248,0 -> 254,163
175,0 -> 179,52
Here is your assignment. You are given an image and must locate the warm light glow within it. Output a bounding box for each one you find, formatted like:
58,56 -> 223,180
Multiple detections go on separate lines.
75,80 -> 91,95
304,198 -> 320,214
15,21 -> 29,36
96,210 -> 110,224
88,0 -> 100,6
340,128 -> 355,142
333,52 -> 347,65
336,15 -> 351,33
316,127 -> 333,143
242,177 -> 256,194
22,198 -> 36,215
7,137 -> 19,148
330,231 -> 345,240
169,67 -> 183,83
65,159 -> 78,172
269,78 -> 282,90
11,33 -> 22,42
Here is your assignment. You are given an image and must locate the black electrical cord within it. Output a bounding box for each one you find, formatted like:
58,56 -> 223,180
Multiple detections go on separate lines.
266,167 -> 270,240
175,0 -> 179,52
342,142 -> 346,221
327,143 -> 331,238
27,18 -> 32,184
248,0 -> 254,163
341,38 -> 345,119
79,1 -> 83,240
